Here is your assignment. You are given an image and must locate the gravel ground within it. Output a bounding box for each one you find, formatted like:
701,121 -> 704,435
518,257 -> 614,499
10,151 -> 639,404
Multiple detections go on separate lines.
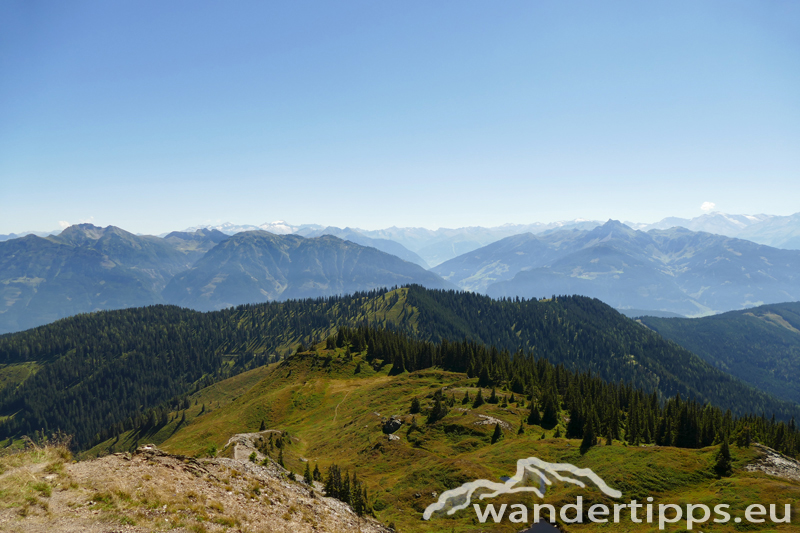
745,443 -> 800,482
0,444 -> 391,533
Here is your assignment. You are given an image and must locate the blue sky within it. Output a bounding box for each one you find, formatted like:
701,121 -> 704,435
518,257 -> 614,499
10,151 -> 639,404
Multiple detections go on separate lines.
1,1 -> 798,235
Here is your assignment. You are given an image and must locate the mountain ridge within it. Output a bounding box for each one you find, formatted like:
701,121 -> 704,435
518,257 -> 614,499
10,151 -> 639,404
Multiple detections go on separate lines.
640,302 -> 800,405
432,220 -> 800,316
0,225 -> 453,334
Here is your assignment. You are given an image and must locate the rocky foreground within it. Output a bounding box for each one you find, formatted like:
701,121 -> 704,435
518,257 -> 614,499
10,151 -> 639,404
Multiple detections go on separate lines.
0,440 -> 391,533
745,443 -> 800,482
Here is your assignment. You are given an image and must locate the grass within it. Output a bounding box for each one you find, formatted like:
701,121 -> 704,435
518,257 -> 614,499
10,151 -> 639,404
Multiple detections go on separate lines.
0,361 -> 39,395
82,288 -> 419,459
152,345 -> 800,532
81,363 -> 275,458
0,437 -> 71,513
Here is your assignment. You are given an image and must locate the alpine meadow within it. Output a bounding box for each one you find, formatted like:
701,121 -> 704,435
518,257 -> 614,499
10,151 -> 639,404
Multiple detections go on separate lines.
2,1 -> 800,532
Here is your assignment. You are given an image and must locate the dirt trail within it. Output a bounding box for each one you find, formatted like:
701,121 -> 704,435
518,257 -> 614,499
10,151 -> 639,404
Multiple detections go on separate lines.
333,389 -> 352,423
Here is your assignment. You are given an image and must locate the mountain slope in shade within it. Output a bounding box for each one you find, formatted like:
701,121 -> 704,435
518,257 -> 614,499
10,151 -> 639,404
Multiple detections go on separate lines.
0,225 -> 192,333
162,232 -> 454,310
640,302 -> 800,405
359,220 -> 602,267
303,226 -> 429,268
433,220 -> 800,316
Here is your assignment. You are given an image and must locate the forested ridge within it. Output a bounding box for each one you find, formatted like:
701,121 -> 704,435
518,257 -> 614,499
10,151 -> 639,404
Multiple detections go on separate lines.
341,325 -> 800,457
641,302 -> 800,405
404,288 -> 800,419
0,286 -> 798,451
0,289 -> 392,448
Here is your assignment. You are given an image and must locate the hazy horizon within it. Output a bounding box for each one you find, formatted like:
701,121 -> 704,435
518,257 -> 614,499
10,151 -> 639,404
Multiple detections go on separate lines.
2,1 -> 798,235
4,207 -> 798,238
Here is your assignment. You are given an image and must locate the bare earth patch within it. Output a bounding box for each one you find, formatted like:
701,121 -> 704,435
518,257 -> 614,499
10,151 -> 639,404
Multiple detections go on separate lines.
0,444 -> 390,533
745,444 -> 800,483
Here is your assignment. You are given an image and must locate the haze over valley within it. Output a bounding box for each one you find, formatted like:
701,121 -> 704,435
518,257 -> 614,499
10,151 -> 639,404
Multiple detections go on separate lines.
2,211 -> 800,334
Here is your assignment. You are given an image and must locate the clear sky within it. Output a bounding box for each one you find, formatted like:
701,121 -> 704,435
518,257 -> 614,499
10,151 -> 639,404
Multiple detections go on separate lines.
1,0 -> 798,235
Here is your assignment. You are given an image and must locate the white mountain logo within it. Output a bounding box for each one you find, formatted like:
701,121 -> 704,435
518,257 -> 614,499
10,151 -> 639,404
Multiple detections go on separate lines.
423,456 -> 622,520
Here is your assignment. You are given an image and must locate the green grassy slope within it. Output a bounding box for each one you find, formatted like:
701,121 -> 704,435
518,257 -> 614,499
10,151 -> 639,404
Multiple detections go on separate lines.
146,345 -> 800,533
3,287 -> 800,452
0,288 -> 408,448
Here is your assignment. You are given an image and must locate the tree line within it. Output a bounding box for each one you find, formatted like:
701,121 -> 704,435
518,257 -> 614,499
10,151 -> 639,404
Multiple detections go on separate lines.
336,325 -> 800,457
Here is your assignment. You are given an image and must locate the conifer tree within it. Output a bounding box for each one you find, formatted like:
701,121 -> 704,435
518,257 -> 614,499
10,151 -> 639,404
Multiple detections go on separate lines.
478,366 -> 492,388
518,418 -> 524,435
313,463 -> 321,481
541,391 -> 559,429
527,402 -> 542,425
351,472 -> 364,515
427,397 -> 448,424
491,422 -> 503,444
304,461 -> 312,484
341,472 -> 351,505
580,418 -> 597,454
714,436 -> 733,478
410,397 -> 421,414
472,389 -> 485,408
325,465 -> 341,498
336,329 -> 346,348
736,426 -> 751,448
488,387 -> 499,404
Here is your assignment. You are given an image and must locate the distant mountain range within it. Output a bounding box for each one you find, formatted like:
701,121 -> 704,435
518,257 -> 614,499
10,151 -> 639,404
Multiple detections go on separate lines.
2,213 -> 800,333
629,211 -> 800,249
301,226 -> 428,268
178,220 -> 601,266
0,224 -> 452,333
0,230 -> 59,242
10,211 -> 797,265
0,225 -> 192,333
163,231 -> 452,311
179,211 -> 800,267
180,220 -> 323,236
162,228 -> 229,263
432,220 -> 800,317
